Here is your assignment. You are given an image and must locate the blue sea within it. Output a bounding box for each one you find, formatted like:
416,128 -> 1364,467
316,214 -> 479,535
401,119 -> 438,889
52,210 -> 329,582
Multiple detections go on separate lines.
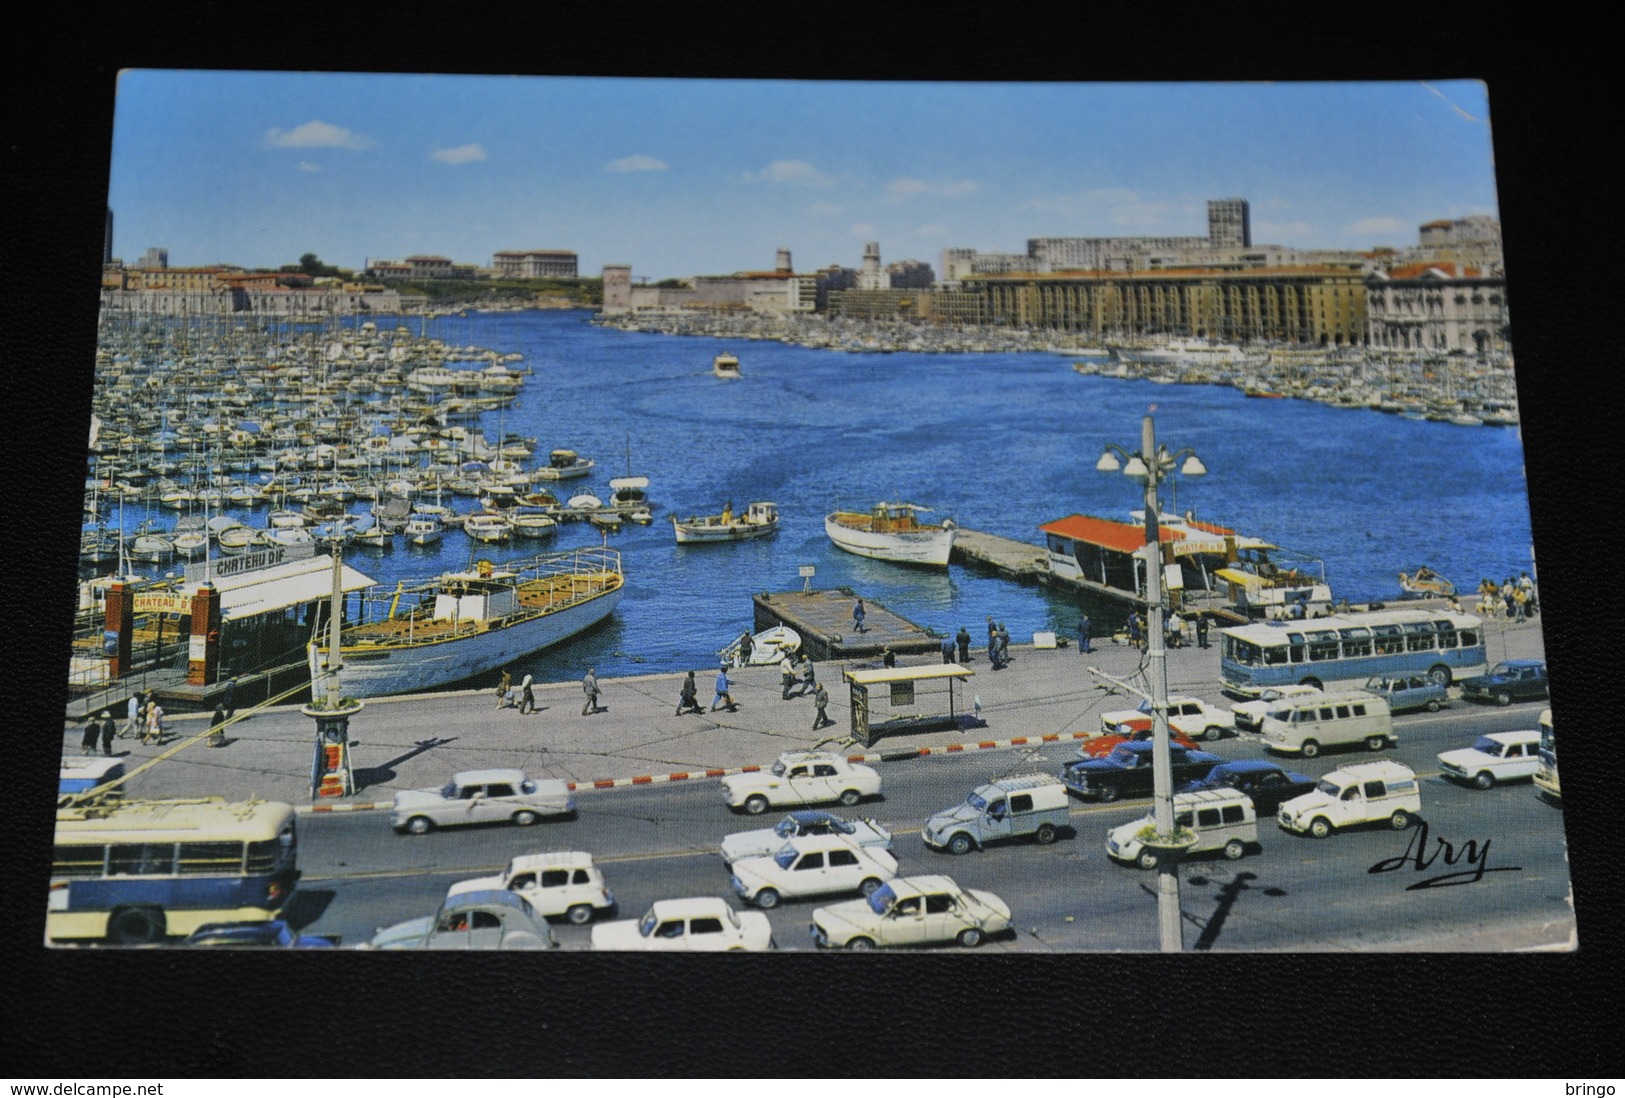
92,309 -> 1539,685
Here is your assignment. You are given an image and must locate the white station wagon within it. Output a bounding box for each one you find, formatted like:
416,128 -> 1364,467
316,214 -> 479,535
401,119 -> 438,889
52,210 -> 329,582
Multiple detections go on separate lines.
810,874 -> 1011,950
730,833 -> 899,909
721,750 -> 882,815
447,851 -> 616,925
392,768 -> 575,835
590,897 -> 775,952
1437,729 -> 1543,789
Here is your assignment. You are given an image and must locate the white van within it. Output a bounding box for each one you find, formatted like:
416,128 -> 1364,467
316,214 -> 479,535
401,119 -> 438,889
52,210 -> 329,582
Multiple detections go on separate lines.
1260,690 -> 1393,758
1277,761 -> 1421,838
1106,788 -> 1259,869
922,774 -> 1070,854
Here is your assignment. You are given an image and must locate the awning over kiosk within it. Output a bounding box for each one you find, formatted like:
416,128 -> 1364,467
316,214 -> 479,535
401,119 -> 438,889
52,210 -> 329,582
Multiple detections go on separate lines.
843,663 -> 974,747
181,554 -> 377,622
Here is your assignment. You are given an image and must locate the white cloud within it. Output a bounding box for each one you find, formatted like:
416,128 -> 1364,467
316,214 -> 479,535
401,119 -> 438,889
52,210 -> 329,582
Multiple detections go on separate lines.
1254,219 -> 1314,241
432,143 -> 487,165
912,224 -> 952,238
607,154 -> 668,173
297,161 -> 322,173
744,159 -> 834,187
1022,187 -> 1182,229
264,120 -> 373,150
1345,216 -> 1406,237
807,201 -> 842,217
885,177 -> 979,202
849,222 -> 875,236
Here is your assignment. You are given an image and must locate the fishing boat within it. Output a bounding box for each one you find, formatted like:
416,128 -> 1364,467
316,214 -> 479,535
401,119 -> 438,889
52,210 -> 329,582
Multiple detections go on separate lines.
713,351 -> 741,378
308,546 -> 626,698
672,501 -> 779,544
824,501 -> 956,567
1398,567 -> 1456,598
534,449 -> 595,481
509,506 -> 559,539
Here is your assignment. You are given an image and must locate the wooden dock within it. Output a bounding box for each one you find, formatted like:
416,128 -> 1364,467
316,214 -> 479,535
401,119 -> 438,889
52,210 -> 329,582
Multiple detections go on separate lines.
752,590 -> 943,661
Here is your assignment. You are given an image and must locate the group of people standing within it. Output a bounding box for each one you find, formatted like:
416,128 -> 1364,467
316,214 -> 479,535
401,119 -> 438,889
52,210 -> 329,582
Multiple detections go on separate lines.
495,668 -> 539,715
1475,573 -> 1538,621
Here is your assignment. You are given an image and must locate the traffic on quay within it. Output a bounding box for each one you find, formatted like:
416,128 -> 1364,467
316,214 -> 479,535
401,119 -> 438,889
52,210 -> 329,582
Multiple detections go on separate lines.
55,307 -> 1566,952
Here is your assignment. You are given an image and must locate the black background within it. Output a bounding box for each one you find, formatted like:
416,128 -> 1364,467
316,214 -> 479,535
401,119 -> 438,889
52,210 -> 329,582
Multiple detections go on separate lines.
8,9 -> 1615,1079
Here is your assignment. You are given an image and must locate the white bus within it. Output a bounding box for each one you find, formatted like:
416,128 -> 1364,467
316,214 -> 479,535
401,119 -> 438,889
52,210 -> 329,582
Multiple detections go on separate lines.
49,797 -> 298,945
1218,607 -> 1486,698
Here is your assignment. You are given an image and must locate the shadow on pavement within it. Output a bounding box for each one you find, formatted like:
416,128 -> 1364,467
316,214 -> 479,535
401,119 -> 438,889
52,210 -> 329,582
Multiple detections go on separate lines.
352,736 -> 459,791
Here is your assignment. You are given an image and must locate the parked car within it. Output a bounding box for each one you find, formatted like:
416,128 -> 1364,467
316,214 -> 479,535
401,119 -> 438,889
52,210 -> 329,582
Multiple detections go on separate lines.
1099,695 -> 1235,742
1363,674 -> 1448,714
392,768 -> 575,835
447,851 -> 615,925
1106,788 -> 1259,869
1177,759 -> 1317,816
721,750 -> 882,815
922,774 -> 1069,853
730,833 -> 899,909
1437,729 -> 1543,789
1077,725 -> 1200,758
183,920 -> 337,948
1277,762 -> 1421,838
720,811 -> 893,867
1060,741 -> 1224,803
1230,684 -> 1322,734
363,889 -> 557,950
810,875 -> 1011,950
1259,690 -> 1395,758
1460,659 -> 1549,707
591,897 -> 775,952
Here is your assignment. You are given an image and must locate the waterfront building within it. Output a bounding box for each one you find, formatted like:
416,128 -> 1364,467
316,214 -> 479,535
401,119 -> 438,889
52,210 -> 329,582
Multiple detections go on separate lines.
1207,198 -> 1252,248
857,242 -> 889,291
1364,262 -> 1509,356
600,252 -> 816,317
364,255 -> 477,280
492,249 -> 579,279
138,246 -> 169,270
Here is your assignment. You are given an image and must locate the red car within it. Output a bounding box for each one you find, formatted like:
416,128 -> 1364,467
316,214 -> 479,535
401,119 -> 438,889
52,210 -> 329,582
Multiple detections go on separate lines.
1077,725 -> 1200,758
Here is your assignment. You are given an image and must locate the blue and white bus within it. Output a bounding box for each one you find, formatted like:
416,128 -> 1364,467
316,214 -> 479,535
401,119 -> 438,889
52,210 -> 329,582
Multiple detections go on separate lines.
1218,607 -> 1486,699
49,797 -> 298,945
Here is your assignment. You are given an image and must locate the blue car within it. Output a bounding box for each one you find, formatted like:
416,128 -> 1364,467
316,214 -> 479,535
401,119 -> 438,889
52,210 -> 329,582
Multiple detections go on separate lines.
1177,759 -> 1316,816
183,920 -> 338,948
1363,674 -> 1448,714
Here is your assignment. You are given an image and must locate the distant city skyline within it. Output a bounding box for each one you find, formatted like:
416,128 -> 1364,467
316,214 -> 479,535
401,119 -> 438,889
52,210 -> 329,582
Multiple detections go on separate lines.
105,73 -> 1499,282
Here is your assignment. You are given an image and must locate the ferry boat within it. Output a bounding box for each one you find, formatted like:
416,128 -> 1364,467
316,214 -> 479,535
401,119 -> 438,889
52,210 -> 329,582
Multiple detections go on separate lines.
309,546 -> 625,698
672,501 -> 779,544
713,351 -> 741,378
825,502 -> 956,567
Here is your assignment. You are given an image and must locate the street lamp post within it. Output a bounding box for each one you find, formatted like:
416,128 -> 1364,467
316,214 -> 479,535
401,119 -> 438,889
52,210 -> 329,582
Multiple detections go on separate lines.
1097,414 -> 1206,952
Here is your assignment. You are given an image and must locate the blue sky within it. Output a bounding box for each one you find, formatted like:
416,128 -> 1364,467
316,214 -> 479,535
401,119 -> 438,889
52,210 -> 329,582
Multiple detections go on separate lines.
106,73 -> 1499,281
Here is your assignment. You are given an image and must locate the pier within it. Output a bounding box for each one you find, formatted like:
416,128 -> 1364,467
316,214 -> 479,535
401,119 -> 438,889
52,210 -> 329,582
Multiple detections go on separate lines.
751,589 -> 942,661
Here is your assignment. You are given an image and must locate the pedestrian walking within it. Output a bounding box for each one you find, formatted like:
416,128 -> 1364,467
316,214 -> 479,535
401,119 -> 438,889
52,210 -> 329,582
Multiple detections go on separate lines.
81,714 -> 100,756
712,666 -> 737,712
581,668 -> 601,715
144,702 -> 165,746
496,668 -> 512,710
739,631 -> 755,666
677,671 -> 703,715
1128,614 -> 1143,649
852,598 -> 867,634
99,711 -> 118,756
812,682 -> 832,730
940,635 -> 954,664
1195,614 -> 1210,649
221,677 -> 237,721
956,626 -> 971,663
208,704 -> 227,748
997,623 -> 1011,666
780,654 -> 796,699
518,674 -> 536,715
123,693 -> 140,739
1077,616 -> 1092,654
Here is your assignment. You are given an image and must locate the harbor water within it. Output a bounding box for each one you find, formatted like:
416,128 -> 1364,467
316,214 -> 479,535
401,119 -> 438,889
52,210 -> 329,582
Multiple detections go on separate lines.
87,308 -> 1539,686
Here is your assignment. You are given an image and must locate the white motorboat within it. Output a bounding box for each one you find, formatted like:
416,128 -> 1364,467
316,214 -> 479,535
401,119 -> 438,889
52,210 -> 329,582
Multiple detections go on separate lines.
404,513 -> 445,547
216,524 -> 258,555
825,501 -> 956,567
510,506 -> 559,539
713,351 -> 741,378
464,512 -> 513,544
720,625 -> 801,667
534,449 -> 595,481
673,501 -> 779,544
